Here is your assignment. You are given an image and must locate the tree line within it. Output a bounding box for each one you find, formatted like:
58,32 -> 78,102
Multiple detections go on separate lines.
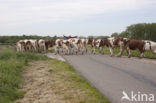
0,35 -> 57,44
111,23 -> 156,41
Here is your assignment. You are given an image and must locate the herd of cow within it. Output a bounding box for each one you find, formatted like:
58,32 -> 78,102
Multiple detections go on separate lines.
16,36 -> 156,58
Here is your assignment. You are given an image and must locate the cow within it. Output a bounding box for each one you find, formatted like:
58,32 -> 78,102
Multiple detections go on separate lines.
80,38 -> 88,53
24,40 -> 33,52
45,40 -> 56,52
67,38 -> 85,54
54,39 -> 63,54
62,39 -> 71,55
87,38 -> 101,54
144,40 -> 156,55
126,39 -> 145,58
99,37 -> 130,57
38,39 -> 46,53
16,40 -> 25,52
29,39 -> 38,52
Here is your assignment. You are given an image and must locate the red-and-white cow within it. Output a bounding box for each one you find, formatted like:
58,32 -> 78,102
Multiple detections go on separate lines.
88,38 -> 102,54
67,38 -> 85,54
81,38 -> 89,53
16,40 -> 25,52
99,37 -> 130,57
144,40 -> 156,55
38,39 -> 46,53
24,40 -> 33,52
125,39 -> 145,58
29,39 -> 38,52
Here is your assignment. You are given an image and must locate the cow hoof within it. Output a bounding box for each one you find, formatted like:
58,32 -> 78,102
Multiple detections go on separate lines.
110,55 -> 114,57
116,55 -> 121,57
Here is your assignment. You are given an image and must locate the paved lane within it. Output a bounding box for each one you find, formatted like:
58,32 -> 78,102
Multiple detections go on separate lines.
64,55 -> 156,103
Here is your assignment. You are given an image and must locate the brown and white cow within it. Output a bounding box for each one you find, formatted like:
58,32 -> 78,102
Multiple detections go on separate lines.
87,38 -> 101,54
29,39 -> 38,52
24,40 -> 33,52
126,39 -> 145,58
38,39 -> 46,53
54,39 -> 72,55
99,37 -> 130,57
80,38 -> 88,53
16,40 -> 26,52
67,38 -> 85,54
54,39 -> 63,54
45,40 -> 56,52
144,40 -> 156,55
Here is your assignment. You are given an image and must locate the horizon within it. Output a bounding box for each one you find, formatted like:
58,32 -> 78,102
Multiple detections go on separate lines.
0,0 -> 156,36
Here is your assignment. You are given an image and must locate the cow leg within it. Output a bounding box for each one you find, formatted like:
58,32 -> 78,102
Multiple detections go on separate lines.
85,45 -> 88,53
64,45 -> 70,55
140,52 -> 144,58
92,47 -> 96,54
109,47 -> 114,57
117,41 -> 124,57
44,45 -> 46,53
54,46 -> 58,55
127,47 -> 131,58
117,47 -> 124,57
99,47 -> 104,54
140,51 -> 145,58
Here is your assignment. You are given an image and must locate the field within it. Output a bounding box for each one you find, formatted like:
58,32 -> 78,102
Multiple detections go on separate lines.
0,46 -> 110,103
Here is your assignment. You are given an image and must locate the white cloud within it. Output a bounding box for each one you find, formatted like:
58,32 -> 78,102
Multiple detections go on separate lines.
0,0 -> 155,28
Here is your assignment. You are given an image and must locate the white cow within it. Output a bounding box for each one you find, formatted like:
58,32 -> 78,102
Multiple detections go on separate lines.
144,40 -> 156,54
23,39 -> 33,52
29,39 -> 38,52
81,38 -> 89,53
16,40 -> 25,52
38,39 -> 46,53
54,39 -> 63,54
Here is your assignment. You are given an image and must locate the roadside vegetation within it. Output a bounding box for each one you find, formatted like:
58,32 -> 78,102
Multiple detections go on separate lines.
0,46 -> 48,103
50,59 -> 110,103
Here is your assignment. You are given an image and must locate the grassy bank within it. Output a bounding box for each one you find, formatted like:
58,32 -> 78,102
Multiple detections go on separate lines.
89,46 -> 156,59
50,60 -> 110,103
0,47 -> 48,103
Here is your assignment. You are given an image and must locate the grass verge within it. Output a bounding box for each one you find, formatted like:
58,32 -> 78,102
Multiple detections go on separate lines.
0,47 -> 48,103
50,59 -> 110,103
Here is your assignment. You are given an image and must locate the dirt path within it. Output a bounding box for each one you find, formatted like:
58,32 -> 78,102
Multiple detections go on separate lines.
16,61 -> 65,103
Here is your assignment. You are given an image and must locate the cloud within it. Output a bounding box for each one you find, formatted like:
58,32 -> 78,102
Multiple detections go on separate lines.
0,0 -> 155,28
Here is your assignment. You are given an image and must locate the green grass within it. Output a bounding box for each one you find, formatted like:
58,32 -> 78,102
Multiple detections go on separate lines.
0,47 -> 48,103
50,60 -> 110,103
88,45 -> 156,59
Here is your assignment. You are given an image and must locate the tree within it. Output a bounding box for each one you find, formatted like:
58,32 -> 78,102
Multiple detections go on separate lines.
111,32 -> 119,37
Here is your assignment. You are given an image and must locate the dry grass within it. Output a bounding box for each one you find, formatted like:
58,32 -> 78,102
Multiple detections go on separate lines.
50,60 -> 110,103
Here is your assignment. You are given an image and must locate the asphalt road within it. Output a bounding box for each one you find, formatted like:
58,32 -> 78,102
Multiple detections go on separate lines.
63,54 -> 156,103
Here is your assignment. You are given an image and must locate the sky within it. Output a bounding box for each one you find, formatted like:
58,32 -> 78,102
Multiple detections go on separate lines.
0,0 -> 156,36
